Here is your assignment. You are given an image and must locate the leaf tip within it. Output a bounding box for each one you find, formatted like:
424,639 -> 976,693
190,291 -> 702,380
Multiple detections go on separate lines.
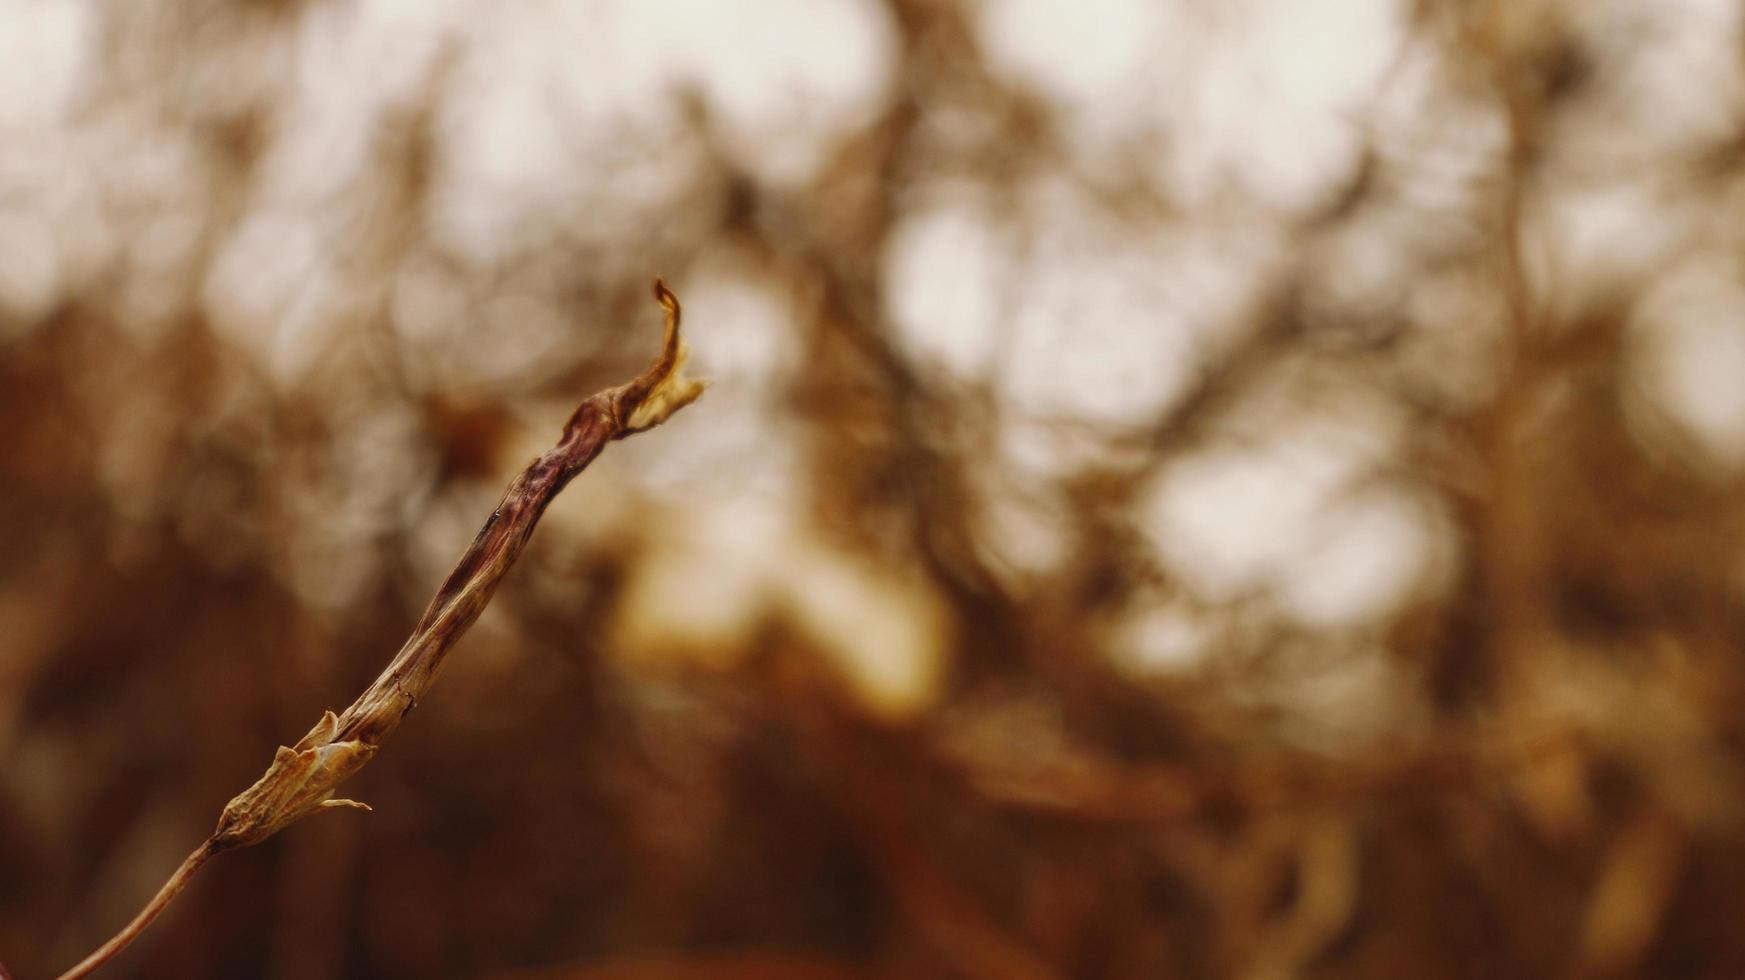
617,277 -> 705,435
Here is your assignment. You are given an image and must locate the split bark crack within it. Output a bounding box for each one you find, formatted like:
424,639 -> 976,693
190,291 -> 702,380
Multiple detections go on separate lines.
54,279 -> 705,980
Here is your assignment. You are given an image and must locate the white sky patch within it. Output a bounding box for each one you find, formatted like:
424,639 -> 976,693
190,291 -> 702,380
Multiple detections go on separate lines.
1362,35 -> 1508,258
0,0 -> 92,133
435,0 -> 892,259
978,0 -> 1159,107
92,126 -> 214,344
1572,0 -> 1744,164
887,178 -> 1287,494
679,258 -> 801,388
203,209 -> 342,385
1112,601 -> 1214,675
884,190 -> 1011,378
264,0 -> 457,202
1277,489 -> 1432,627
1631,257 -> 1745,469
997,180 -> 1280,429
621,259 -> 808,505
1001,254 -> 1193,426
984,0 -> 1406,214
432,3 -> 685,262
0,0 -> 94,329
434,12 -> 606,262
649,0 -> 896,186
1160,0 -> 1404,214
1528,182 -> 1695,316
888,177 -> 1215,424
1141,403 -> 1401,606
1146,438 -> 1351,602
191,0 -> 460,371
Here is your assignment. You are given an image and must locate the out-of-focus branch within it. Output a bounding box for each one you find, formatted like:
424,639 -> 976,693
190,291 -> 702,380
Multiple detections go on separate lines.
53,280 -> 704,980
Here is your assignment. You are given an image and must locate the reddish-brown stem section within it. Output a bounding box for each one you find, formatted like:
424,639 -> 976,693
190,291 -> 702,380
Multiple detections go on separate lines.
331,402 -> 618,748
56,842 -> 215,980
52,279 -> 703,980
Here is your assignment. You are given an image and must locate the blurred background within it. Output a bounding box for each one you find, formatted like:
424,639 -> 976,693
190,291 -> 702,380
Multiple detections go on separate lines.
6,0 -> 1745,977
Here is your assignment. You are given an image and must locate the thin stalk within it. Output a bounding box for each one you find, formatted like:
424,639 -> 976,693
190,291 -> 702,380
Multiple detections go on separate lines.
55,842 -> 215,980
53,280 -> 704,979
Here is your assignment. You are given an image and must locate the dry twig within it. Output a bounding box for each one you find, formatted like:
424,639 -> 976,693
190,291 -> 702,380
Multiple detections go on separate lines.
54,280 -> 705,980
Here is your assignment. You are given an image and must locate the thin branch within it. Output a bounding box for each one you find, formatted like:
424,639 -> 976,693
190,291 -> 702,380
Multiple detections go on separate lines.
54,279 -> 705,980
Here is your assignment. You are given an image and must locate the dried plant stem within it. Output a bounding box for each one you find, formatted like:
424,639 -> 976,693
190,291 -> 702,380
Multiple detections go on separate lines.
55,842 -> 215,980
55,280 -> 704,980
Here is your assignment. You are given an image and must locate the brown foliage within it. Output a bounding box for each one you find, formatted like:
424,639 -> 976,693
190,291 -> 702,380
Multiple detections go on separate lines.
5,2 -> 1745,978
